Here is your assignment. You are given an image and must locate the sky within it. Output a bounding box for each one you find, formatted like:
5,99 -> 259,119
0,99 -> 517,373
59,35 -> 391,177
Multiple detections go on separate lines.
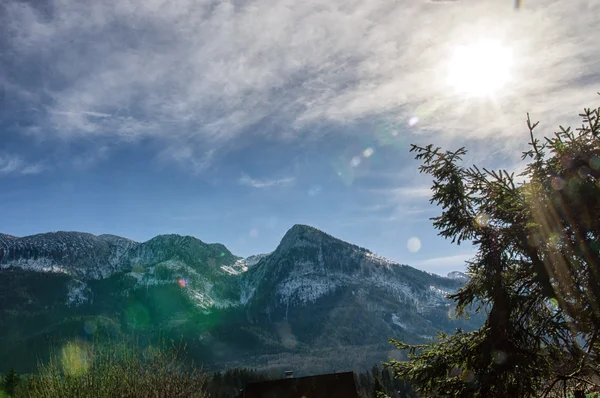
1,0 -> 599,276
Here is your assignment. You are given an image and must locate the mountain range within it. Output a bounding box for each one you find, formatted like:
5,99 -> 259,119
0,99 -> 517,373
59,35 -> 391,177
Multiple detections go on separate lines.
0,224 -> 479,375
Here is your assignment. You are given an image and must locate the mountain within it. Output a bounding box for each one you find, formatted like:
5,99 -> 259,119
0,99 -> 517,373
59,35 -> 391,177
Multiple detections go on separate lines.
0,231 -> 136,279
447,270 -> 469,282
0,225 -> 482,375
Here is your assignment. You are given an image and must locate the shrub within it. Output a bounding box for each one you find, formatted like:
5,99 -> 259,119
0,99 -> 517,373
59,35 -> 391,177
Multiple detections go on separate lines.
16,339 -> 207,398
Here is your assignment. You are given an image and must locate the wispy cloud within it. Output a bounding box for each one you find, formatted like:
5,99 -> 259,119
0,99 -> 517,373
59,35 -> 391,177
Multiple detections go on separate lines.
415,253 -> 473,270
159,147 -> 215,174
21,164 -> 45,175
71,146 -> 111,170
2,0 -> 598,168
0,153 -> 44,176
385,186 -> 434,200
358,183 -> 435,220
239,174 -> 296,188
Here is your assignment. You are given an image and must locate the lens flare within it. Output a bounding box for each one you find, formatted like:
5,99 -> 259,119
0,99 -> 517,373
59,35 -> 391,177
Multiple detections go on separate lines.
83,319 -> 97,335
351,156 -> 362,167
578,166 -> 591,179
460,369 -> 475,383
332,157 -> 355,186
551,177 -> 566,190
447,306 -> 457,319
178,278 -> 188,288
492,350 -> 507,365
560,156 -> 573,168
408,116 -> 419,126
61,341 -> 90,377
548,233 -> 561,249
474,213 -> 490,227
363,147 -> 374,158
407,237 -> 421,253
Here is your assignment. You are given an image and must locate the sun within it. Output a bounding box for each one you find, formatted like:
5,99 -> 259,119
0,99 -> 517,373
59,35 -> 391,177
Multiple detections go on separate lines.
447,40 -> 513,97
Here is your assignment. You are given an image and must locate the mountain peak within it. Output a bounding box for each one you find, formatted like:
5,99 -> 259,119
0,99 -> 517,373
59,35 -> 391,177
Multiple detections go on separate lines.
276,224 -> 367,255
279,224 -> 330,248
447,271 -> 469,282
285,224 -> 323,236
145,234 -> 206,246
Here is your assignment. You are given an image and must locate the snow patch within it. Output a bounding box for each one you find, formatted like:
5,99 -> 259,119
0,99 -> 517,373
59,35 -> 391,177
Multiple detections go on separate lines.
428,285 -> 450,300
391,313 -> 410,329
240,286 -> 256,305
278,277 -> 340,305
242,254 -> 270,268
221,264 -> 242,275
66,280 -> 89,307
365,252 -> 400,269
1,257 -> 69,275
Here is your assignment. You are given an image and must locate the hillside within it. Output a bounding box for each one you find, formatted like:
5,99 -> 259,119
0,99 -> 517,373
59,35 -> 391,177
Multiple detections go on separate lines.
0,225 -> 483,374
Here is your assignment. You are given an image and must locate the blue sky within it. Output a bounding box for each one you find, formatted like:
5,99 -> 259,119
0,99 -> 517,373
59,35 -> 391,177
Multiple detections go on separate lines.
1,0 -> 598,275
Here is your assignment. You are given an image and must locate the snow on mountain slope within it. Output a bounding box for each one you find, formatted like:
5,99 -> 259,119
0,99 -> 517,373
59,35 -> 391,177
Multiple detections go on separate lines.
0,233 -> 18,250
0,232 -> 138,279
0,226 -> 462,315
0,225 -> 485,375
242,253 -> 270,268
126,259 -> 240,310
241,224 -> 459,313
447,270 -> 469,282
221,253 -> 268,275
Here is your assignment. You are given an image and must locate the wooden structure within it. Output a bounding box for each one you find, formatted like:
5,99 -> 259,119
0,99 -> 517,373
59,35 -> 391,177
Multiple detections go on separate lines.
240,371 -> 359,398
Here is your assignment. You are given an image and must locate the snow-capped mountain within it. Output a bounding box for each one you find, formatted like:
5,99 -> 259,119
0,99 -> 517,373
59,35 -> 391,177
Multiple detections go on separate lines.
0,233 -> 18,249
240,253 -> 270,269
236,225 -> 470,351
242,224 -> 456,310
0,225 -> 480,374
447,270 -> 470,282
0,231 -> 137,279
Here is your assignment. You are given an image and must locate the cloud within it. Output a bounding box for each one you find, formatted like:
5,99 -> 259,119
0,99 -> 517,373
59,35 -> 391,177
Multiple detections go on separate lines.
358,184 -> 434,220
2,0 -> 599,168
0,153 -> 44,175
415,253 -> 474,272
388,186 -> 434,200
71,146 -> 111,170
21,164 -> 45,175
0,154 -> 22,174
159,146 -> 215,174
239,174 -> 295,188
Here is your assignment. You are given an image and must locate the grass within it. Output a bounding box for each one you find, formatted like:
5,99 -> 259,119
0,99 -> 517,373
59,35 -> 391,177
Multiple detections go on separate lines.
3,338 -> 207,397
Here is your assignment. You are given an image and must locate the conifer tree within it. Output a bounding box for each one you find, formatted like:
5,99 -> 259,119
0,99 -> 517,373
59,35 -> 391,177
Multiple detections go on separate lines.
387,97 -> 600,397
3,368 -> 20,396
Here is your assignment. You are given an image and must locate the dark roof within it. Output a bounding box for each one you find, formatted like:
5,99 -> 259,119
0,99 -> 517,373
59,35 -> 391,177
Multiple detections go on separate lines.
242,371 -> 359,398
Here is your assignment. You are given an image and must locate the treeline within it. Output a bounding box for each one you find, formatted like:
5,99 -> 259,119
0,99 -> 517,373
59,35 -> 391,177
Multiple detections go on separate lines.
205,368 -> 271,398
354,365 -> 416,398
0,337 -> 414,398
204,364 -> 415,398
